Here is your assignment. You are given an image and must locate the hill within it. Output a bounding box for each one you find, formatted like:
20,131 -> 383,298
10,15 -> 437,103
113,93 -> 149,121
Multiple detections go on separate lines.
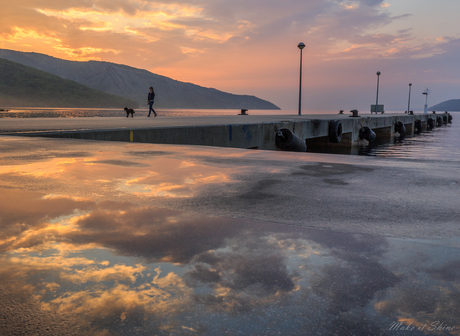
0,58 -> 138,108
429,99 -> 460,111
0,49 -> 280,110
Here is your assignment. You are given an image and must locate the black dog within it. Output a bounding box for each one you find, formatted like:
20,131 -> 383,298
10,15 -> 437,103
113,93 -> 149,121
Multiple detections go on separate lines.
124,107 -> 135,118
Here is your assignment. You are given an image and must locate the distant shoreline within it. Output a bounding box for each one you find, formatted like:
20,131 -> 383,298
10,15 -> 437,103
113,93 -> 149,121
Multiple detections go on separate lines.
0,108 -> 292,119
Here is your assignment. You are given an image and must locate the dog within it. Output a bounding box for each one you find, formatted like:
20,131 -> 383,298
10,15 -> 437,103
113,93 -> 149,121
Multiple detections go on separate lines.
124,107 -> 135,118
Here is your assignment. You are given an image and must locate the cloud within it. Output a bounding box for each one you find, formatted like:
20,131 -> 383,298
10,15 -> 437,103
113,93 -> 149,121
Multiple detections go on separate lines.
121,158 -> 235,197
375,286 -> 460,331
0,189 -> 94,252
68,205 -> 246,264
0,0 -> 399,66
187,249 -> 295,294
0,193 -> 300,330
3,0 -> 460,109
310,259 -> 400,313
0,151 -> 237,203
426,260 -> 460,282
61,263 -> 147,283
2,187 -> 459,335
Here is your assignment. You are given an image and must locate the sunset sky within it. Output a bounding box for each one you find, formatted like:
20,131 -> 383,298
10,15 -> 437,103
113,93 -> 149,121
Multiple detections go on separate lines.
1,0 -> 459,111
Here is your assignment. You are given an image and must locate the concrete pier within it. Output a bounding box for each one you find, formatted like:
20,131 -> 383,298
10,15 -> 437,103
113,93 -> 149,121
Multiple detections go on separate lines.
0,112 -> 450,150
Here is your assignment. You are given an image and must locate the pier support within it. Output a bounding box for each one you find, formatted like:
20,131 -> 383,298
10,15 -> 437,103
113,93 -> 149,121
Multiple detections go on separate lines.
3,113 -> 450,153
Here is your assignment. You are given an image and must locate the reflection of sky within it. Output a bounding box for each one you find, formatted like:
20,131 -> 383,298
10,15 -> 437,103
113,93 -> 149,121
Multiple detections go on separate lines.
0,148 -> 237,198
1,187 -> 459,335
120,158 -> 233,197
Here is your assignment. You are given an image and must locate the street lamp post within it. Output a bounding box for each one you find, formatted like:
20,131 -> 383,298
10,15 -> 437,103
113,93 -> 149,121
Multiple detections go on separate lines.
407,83 -> 412,114
422,88 -> 429,113
375,71 -> 381,114
297,42 -> 305,116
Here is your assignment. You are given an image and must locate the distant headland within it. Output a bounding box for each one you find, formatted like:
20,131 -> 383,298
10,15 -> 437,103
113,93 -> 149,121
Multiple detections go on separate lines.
429,99 -> 460,111
0,58 -> 137,108
0,49 -> 280,110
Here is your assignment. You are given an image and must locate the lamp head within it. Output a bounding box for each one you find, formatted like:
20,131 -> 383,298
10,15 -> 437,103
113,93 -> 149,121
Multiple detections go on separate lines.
298,42 -> 305,50
376,71 -> 381,76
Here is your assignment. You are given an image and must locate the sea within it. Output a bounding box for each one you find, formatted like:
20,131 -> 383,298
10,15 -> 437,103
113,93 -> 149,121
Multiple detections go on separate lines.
1,107 -> 458,161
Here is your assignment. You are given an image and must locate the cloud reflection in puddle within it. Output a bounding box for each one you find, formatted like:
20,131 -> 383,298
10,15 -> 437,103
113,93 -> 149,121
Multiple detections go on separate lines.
1,188 -> 459,335
121,158 -> 234,197
0,150 -> 237,199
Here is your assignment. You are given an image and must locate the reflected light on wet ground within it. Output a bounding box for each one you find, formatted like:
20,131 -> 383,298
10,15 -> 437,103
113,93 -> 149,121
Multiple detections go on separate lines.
1,187 -> 459,335
0,145 -> 237,199
1,136 -> 459,335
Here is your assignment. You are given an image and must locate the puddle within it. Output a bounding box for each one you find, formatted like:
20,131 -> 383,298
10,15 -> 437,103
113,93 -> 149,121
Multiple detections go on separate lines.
1,187 -> 459,335
0,147 -> 236,199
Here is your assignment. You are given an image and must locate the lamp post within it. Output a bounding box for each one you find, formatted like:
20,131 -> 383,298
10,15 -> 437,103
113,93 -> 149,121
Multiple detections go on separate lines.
422,88 -> 429,113
297,42 -> 305,116
407,83 -> 412,114
375,71 -> 381,114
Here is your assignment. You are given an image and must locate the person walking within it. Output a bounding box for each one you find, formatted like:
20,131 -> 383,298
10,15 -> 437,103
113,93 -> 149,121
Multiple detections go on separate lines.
147,87 -> 157,117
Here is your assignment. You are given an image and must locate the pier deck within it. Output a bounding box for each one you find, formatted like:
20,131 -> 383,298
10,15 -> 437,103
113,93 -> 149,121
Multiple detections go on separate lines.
0,112 -> 448,150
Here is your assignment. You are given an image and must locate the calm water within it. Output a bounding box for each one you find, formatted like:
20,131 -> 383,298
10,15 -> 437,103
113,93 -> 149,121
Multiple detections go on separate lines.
359,116 -> 460,161
1,107 -> 458,161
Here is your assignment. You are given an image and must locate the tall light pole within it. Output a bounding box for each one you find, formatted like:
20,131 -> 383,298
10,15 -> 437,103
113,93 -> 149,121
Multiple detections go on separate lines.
407,83 -> 412,113
297,42 -> 305,116
422,88 -> 429,113
375,71 -> 381,114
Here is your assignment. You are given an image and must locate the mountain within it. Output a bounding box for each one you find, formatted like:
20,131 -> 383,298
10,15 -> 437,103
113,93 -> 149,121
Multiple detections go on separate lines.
0,58 -> 138,108
0,49 -> 280,110
429,99 -> 460,111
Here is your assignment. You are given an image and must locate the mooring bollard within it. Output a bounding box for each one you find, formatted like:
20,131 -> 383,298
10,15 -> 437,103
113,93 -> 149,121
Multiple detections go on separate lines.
349,109 -> 359,118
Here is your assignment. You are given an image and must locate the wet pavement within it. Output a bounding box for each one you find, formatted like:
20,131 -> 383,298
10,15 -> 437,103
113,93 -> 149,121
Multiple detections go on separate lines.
0,136 -> 459,335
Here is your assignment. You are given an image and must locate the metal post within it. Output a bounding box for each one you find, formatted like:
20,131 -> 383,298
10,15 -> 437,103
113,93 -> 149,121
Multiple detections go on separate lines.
423,88 -> 429,114
407,83 -> 412,113
298,42 -> 305,116
375,71 -> 381,114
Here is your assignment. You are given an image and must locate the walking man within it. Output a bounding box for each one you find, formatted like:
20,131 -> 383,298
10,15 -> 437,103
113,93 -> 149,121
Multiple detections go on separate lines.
148,87 -> 157,117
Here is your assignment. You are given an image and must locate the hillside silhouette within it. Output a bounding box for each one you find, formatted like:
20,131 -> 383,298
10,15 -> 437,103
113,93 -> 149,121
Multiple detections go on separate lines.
0,49 -> 280,110
430,99 -> 460,111
0,58 -> 138,108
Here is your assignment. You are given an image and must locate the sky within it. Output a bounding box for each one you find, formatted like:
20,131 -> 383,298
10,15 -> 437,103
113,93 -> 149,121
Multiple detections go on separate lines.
1,0 -> 460,111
